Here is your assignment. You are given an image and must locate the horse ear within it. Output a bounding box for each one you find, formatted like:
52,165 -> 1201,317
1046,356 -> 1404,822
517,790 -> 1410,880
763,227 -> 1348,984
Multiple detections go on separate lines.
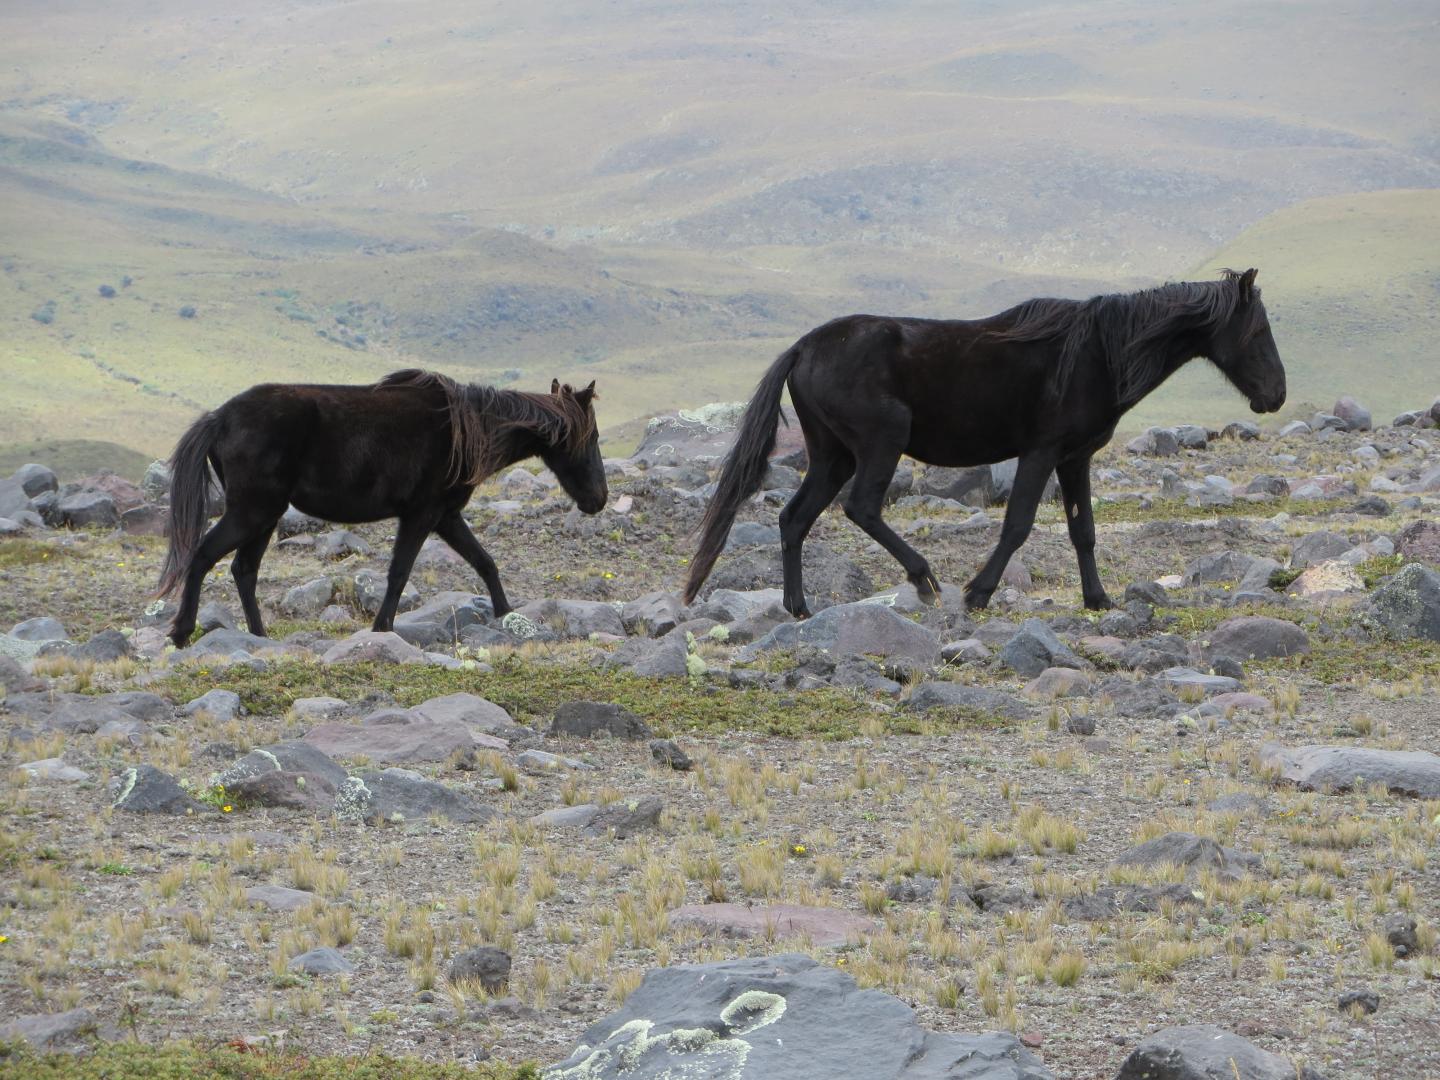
1238,268 -> 1259,303
550,378 -> 561,395
575,380 -> 596,408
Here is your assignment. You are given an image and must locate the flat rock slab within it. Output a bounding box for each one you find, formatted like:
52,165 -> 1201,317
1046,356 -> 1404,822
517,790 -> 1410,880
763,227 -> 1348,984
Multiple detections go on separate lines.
245,885 -> 320,913
670,904 -> 878,947
18,758 -> 90,782
743,601 -> 940,667
412,692 -> 517,736
0,1008 -> 110,1052
906,681 -> 1031,721
545,953 -> 1053,1080
1260,743 -> 1440,798
320,630 -> 427,664
1159,667 -> 1243,695
303,714 -> 505,764
1117,1024 -> 1326,1080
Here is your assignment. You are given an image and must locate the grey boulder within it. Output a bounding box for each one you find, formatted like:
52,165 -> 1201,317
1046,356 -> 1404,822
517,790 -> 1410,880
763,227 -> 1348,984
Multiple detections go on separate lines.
552,701 -> 653,740
907,682 -> 1031,721
1202,617 -> 1309,664
111,765 -> 208,814
997,619 -> 1084,678
1116,1024 -> 1325,1080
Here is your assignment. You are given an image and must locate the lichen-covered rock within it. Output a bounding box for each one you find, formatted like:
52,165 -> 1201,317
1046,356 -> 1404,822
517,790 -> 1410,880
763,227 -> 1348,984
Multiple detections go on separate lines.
1365,563 -> 1440,642
110,765 -> 208,814
545,953 -> 1054,1080
333,769 -> 498,825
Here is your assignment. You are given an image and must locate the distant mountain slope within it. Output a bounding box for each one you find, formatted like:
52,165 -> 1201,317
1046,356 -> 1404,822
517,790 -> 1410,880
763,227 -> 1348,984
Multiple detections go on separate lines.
1,0 -> 1436,464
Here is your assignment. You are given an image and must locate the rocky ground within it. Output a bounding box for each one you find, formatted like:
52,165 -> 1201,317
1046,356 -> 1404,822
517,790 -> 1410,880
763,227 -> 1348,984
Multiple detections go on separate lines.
2,395 -> 1440,1079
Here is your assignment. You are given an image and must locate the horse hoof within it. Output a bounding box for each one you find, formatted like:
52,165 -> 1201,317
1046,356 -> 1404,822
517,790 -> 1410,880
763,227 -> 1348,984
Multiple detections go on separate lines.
963,587 -> 991,611
1084,594 -> 1115,611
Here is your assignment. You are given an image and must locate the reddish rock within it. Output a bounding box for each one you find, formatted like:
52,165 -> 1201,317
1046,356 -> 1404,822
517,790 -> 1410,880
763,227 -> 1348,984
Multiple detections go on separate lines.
669,903 -> 877,947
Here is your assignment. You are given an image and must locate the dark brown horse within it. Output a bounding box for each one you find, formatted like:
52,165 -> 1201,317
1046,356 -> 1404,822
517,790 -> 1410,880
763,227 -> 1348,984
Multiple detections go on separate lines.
685,269 -> 1285,616
158,370 -> 606,647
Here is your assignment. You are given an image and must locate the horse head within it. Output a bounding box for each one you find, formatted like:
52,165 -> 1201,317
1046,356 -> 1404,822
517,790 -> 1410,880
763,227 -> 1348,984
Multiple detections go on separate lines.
541,378 -> 607,514
1211,269 -> 1286,414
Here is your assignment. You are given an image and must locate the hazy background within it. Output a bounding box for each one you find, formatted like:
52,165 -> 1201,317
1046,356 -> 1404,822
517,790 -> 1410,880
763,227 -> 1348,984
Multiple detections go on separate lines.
2,0 -> 1437,473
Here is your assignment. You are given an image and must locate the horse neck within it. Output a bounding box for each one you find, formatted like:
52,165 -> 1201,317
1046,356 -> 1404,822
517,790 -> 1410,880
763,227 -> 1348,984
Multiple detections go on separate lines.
484,390 -> 565,466
1100,301 -> 1213,413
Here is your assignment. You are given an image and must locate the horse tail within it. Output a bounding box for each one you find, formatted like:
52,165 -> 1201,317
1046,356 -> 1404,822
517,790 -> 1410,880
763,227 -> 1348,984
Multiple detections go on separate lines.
157,410 -> 222,597
684,342 -> 802,604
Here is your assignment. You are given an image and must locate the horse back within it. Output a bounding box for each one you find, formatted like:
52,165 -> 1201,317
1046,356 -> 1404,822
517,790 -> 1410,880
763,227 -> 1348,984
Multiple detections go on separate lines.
210,381 -> 461,520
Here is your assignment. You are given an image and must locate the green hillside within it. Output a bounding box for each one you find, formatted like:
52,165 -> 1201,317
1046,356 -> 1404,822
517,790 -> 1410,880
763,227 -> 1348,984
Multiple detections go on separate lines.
1127,189 -> 1440,430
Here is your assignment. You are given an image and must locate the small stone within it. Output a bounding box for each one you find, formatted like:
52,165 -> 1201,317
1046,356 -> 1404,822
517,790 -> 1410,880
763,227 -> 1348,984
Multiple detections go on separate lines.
449,946 -> 511,992
1383,913 -> 1418,957
1338,989 -> 1380,1015
648,738 -> 693,771
288,946 -> 355,975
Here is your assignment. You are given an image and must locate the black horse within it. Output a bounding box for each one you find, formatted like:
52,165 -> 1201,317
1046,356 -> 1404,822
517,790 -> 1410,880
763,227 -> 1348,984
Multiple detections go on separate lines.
686,269 -> 1285,617
158,370 -> 606,647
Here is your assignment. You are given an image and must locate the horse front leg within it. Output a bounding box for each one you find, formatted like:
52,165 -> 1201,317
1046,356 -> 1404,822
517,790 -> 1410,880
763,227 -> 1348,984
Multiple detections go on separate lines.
964,452 -> 1056,610
1055,456 -> 1112,610
373,513 -> 439,633
435,510 -> 512,619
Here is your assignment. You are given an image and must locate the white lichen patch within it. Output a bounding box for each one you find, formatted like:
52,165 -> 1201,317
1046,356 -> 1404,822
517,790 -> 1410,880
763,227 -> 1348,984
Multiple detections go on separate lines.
111,766 -> 138,807
501,611 -> 540,639
719,990 -> 786,1035
547,1017 -> 750,1080
332,775 -> 372,821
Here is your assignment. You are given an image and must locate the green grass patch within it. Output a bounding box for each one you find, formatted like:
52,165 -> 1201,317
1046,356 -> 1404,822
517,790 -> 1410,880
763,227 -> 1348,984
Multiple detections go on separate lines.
0,439 -> 152,480
0,1042 -> 536,1080
1082,497 -> 1348,526
0,539 -> 73,570
1355,554 -> 1405,589
1252,638 -> 1440,684
149,655 -> 1001,740
1158,603 -> 1313,636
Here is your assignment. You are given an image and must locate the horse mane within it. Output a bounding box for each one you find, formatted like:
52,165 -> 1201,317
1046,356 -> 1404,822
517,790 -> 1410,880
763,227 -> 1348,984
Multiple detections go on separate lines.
375,369 -> 596,486
982,270 -> 1268,408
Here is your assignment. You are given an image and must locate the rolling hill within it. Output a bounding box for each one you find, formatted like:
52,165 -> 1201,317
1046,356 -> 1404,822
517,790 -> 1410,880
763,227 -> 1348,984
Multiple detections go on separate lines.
1,0 -> 1436,470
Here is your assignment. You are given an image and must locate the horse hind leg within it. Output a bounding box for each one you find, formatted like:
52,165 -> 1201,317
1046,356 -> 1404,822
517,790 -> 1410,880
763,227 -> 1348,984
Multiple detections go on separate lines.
841,449 -> 939,600
230,521 -> 280,636
168,509 -> 267,647
778,449 -> 854,619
